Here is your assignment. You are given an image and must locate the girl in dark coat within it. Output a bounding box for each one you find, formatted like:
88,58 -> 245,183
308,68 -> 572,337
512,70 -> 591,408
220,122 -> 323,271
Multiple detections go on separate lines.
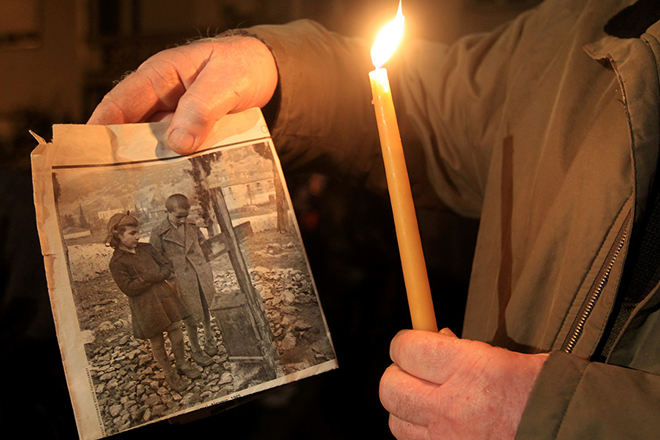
106,212 -> 200,392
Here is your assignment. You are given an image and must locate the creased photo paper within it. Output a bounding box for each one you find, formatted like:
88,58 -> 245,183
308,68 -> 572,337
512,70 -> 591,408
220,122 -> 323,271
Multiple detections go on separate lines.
31,108 -> 337,440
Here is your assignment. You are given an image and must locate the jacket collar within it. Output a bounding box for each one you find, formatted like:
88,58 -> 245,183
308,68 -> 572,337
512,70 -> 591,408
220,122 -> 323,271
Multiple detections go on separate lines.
157,217 -> 197,250
584,22 -> 660,220
110,243 -> 142,263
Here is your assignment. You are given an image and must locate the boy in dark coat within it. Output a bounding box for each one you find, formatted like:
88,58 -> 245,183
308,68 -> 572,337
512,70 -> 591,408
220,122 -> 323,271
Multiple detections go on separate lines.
150,194 -> 218,366
107,212 -> 200,392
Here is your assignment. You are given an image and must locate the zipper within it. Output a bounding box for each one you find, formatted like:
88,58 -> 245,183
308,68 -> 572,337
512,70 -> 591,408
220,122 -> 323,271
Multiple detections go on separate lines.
562,211 -> 632,353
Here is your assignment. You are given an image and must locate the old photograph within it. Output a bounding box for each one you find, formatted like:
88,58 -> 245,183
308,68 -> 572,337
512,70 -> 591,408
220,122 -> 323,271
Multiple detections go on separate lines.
32,113 -> 336,439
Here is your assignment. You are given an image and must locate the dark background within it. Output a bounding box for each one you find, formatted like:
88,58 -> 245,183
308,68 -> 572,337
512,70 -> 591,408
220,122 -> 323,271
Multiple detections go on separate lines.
0,1 -> 540,438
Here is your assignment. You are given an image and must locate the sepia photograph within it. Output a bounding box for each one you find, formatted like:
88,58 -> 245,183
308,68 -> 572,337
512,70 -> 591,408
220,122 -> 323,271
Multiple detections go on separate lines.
42,126 -> 336,438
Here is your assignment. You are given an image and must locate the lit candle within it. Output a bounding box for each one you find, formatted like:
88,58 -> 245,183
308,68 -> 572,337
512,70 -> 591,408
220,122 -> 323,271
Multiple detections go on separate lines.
369,2 -> 437,332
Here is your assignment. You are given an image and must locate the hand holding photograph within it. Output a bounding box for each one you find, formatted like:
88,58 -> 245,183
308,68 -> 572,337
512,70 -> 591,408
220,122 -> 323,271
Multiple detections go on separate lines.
31,108 -> 337,440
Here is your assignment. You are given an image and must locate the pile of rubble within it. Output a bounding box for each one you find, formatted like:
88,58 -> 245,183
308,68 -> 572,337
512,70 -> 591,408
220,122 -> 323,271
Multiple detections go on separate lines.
215,265 -> 332,364
86,319 -> 232,436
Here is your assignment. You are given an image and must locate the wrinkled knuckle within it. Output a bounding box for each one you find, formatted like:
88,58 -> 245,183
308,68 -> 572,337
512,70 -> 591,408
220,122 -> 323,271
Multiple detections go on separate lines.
178,92 -> 214,121
378,365 -> 398,406
129,69 -> 158,92
391,329 -> 415,358
139,62 -> 179,92
389,415 -> 403,439
411,335 -> 464,379
97,96 -> 127,122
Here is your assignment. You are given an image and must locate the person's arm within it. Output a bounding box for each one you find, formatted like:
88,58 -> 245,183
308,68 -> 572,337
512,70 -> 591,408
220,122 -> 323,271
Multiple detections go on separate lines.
88,18 -> 520,215
142,244 -> 174,281
109,261 -> 153,297
249,16 -> 536,216
149,226 -> 165,255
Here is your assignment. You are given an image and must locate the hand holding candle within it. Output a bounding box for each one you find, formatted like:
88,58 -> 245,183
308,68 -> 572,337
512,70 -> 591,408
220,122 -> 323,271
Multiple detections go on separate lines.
370,3 -> 437,332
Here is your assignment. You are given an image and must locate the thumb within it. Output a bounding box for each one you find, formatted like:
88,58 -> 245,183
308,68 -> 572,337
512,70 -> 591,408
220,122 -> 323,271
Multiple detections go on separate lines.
390,329 -> 466,384
165,91 -> 227,154
164,64 -> 239,154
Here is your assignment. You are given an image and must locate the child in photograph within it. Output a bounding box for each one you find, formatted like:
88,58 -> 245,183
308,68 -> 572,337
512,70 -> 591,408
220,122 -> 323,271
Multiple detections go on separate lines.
106,212 -> 201,393
150,194 -> 219,367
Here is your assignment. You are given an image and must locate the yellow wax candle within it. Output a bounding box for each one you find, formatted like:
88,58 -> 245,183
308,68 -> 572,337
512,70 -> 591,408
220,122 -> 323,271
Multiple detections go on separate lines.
370,3 -> 437,332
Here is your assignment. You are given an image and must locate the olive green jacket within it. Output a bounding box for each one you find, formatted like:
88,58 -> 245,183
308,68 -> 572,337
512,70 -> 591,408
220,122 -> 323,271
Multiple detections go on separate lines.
253,0 -> 660,437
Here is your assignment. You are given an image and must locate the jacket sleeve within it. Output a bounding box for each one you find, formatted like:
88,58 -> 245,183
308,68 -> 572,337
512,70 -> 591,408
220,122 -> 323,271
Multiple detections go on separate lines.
249,16 -> 530,217
109,260 -> 152,297
249,20 -> 386,191
516,351 -> 660,439
142,244 -> 173,282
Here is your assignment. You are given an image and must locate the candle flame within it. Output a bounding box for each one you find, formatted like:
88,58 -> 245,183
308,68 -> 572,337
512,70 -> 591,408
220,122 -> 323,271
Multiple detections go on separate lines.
371,1 -> 405,69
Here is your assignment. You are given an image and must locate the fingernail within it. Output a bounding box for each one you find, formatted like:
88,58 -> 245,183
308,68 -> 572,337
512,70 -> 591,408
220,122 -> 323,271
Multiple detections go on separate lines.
439,328 -> 457,338
167,128 -> 195,153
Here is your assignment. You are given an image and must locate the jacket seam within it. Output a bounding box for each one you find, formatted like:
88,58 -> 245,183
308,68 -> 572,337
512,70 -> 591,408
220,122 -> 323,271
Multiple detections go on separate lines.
553,358 -> 589,439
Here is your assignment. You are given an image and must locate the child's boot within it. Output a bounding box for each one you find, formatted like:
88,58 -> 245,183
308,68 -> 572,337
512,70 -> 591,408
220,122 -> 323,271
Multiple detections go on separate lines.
187,324 -> 213,366
177,360 -> 201,379
170,327 -> 203,379
191,348 -> 213,367
203,319 -> 218,357
204,335 -> 218,357
151,336 -> 190,393
165,370 -> 190,393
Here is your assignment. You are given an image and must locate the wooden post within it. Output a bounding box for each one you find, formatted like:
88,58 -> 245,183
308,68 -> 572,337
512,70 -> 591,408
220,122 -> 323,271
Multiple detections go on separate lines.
190,157 -> 279,379
210,186 -> 279,378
